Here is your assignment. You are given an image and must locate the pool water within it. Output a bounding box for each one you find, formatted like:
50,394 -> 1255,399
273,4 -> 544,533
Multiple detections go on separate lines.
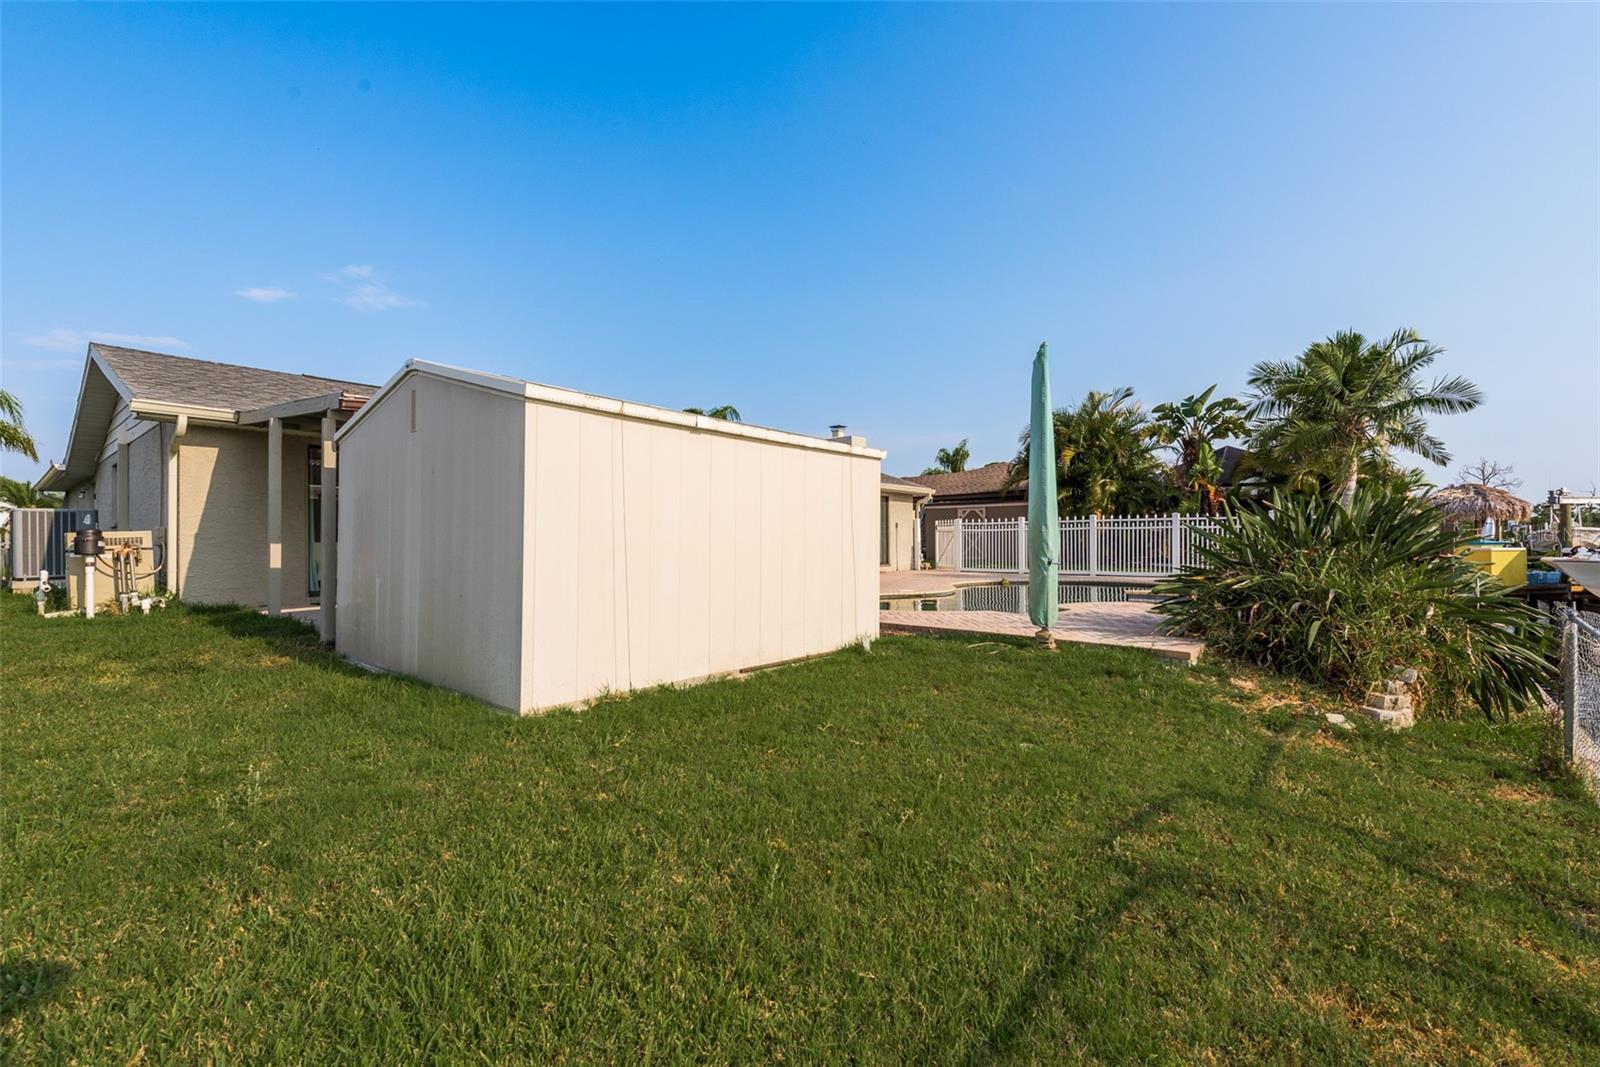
880,581 -> 1161,613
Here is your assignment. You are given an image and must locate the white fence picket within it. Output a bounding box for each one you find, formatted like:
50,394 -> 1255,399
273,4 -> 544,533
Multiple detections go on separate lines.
934,514 -> 1231,576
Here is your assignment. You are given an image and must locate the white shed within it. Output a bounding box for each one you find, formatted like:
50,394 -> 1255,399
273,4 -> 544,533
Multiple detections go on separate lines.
333,360 -> 883,713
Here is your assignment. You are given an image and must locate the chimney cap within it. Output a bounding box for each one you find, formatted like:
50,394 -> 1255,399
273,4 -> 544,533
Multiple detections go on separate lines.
828,423 -> 847,438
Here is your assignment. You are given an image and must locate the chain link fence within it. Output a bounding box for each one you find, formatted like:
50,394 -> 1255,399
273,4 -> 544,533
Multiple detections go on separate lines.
1559,609 -> 1600,803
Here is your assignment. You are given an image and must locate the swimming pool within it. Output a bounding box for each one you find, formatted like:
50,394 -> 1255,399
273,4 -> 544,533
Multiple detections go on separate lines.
880,580 -> 1162,613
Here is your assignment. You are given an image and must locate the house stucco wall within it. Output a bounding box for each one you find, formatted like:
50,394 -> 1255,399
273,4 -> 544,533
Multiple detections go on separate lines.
126,423 -> 164,533
63,481 -> 95,509
176,425 -> 313,608
93,452 -> 117,530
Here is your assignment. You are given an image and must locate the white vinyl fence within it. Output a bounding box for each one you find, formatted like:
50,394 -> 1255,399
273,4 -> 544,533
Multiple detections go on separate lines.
934,514 -> 1232,578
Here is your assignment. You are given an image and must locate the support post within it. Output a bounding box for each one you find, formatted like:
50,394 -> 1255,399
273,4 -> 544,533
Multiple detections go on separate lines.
954,517 -> 965,571
1170,512 -> 1182,574
1563,616 -> 1578,762
1016,518 -> 1027,574
320,412 -> 339,645
165,415 -> 187,595
911,503 -> 924,570
115,427 -> 130,530
1088,514 -> 1099,577
267,416 -> 283,616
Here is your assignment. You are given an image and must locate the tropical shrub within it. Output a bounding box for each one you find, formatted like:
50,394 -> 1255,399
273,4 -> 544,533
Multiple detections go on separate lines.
1156,486 -> 1551,721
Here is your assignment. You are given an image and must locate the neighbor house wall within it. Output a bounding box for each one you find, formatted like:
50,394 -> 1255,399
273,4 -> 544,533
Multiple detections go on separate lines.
882,495 -> 918,570
336,376 -> 526,711
518,398 -> 879,712
175,425 -> 313,608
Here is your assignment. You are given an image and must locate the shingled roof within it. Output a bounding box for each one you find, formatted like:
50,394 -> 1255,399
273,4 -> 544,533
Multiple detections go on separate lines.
37,345 -> 378,492
901,461 -> 1023,499
92,344 -> 375,411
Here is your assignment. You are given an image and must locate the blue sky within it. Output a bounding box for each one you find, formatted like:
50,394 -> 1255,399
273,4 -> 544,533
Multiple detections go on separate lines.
4,3 -> 1596,492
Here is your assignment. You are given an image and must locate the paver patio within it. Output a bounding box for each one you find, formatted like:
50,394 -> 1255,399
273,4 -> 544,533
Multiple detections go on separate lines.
878,570 -> 1203,663
879,604 -> 1203,663
877,568 -> 1011,597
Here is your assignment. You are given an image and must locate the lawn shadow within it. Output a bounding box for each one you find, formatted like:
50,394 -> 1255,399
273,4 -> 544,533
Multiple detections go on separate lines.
966,740 -> 1287,1064
185,603 -> 348,671
966,722 -> 1600,1063
183,602 -> 506,715
0,959 -> 75,1022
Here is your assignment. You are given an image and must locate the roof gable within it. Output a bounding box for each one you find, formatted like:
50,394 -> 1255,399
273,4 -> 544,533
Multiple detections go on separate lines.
92,344 -> 374,411
37,345 -> 378,491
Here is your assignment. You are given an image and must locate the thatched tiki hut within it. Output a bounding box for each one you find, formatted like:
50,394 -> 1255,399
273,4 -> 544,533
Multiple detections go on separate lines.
1430,483 -> 1532,539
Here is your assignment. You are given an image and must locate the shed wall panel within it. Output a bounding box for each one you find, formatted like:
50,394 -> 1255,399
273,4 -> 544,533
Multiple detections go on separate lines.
526,404 -> 582,706
337,377 -> 524,710
341,367 -> 879,713
520,398 -> 879,711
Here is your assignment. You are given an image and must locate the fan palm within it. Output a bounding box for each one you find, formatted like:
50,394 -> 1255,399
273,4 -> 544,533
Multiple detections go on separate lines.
0,390 -> 38,461
0,476 -> 58,509
1246,329 -> 1481,509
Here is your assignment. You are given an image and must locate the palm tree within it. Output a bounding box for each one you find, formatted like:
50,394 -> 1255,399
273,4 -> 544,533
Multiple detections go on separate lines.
1150,385 -> 1248,514
1006,387 -> 1173,515
684,404 -> 742,422
1246,329 -> 1481,509
921,439 -> 970,476
0,390 -> 38,461
0,476 -> 59,509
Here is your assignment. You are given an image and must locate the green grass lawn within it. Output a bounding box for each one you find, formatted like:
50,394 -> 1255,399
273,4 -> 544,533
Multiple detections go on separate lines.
3,596 -> 1597,1063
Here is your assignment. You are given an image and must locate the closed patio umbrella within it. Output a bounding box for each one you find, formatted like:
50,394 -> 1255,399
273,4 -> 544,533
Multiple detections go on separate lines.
1027,342 -> 1059,648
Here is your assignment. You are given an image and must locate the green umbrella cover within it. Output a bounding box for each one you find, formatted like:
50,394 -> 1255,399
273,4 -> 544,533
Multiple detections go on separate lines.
1027,342 -> 1059,646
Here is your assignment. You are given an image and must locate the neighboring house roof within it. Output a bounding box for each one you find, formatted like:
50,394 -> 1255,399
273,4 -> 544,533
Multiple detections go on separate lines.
37,344 -> 378,492
903,461 -> 1023,502
1215,445 -> 1249,486
1174,444 -> 1252,489
881,473 -> 934,499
